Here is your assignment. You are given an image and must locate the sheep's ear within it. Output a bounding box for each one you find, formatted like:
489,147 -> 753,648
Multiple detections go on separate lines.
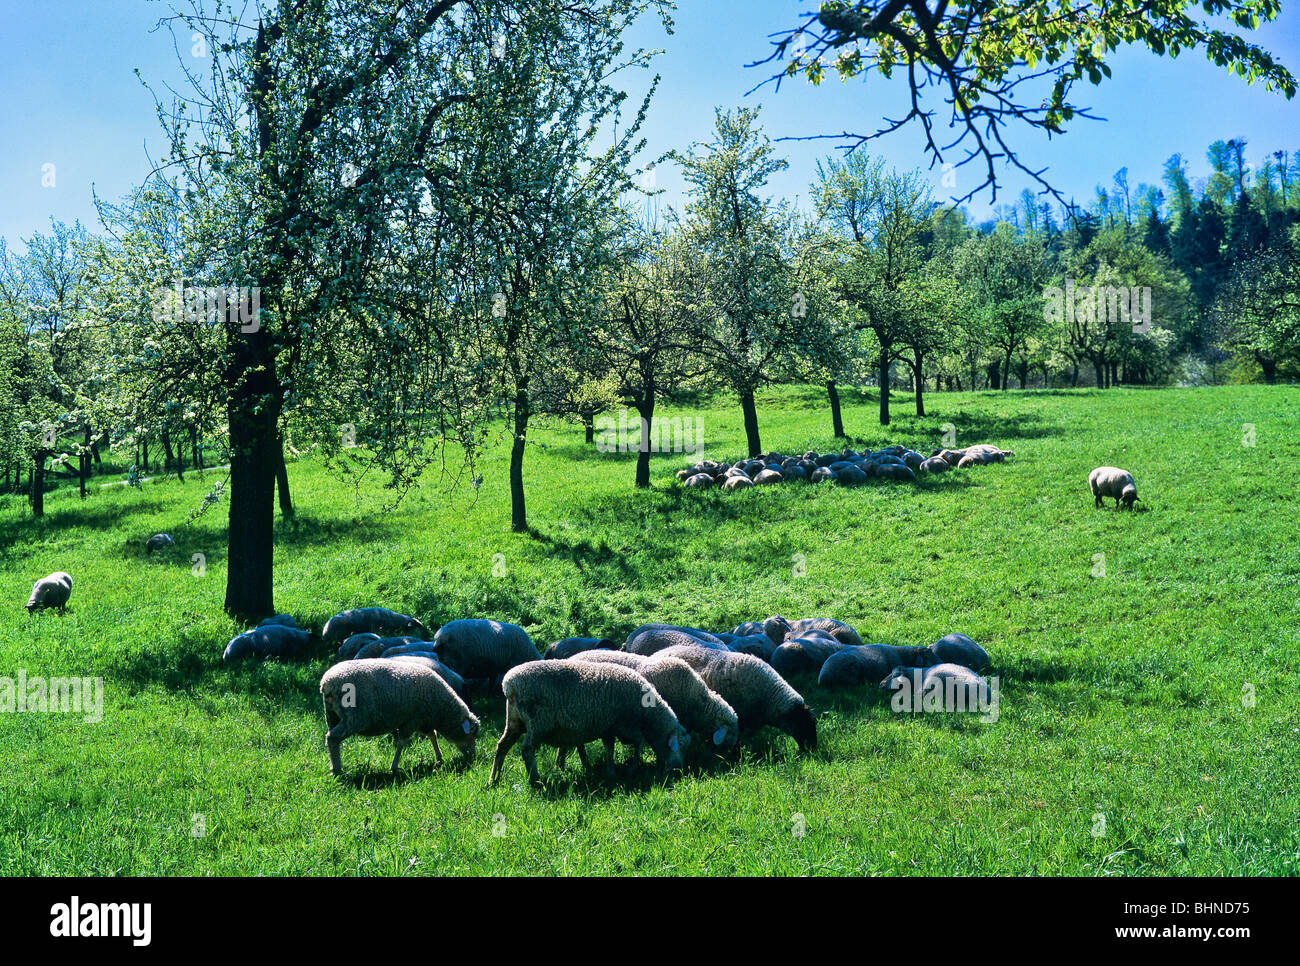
667,735 -> 679,752
712,727 -> 727,746
461,719 -> 473,735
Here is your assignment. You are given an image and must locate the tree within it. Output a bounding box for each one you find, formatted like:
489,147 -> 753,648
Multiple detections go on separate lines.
1216,229 -> 1300,383
675,107 -> 810,457
759,1 -> 1295,203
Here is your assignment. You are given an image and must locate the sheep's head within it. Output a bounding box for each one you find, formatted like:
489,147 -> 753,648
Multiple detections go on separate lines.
1121,484 -> 1139,508
659,728 -> 689,773
781,703 -> 817,753
448,715 -> 480,760
763,614 -> 793,644
404,617 -> 432,640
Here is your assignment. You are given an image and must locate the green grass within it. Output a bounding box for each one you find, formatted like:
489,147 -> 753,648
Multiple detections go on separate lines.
1,384 -> 1298,875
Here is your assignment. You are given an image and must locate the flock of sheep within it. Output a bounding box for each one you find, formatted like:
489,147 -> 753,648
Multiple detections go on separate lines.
676,442 -> 1017,489
213,608 -> 998,785
20,453 -> 1143,787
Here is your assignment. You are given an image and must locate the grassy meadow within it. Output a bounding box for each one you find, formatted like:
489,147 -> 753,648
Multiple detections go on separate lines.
1,384 -> 1297,875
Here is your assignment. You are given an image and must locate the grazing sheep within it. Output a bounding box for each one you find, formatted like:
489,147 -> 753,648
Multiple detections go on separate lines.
224,624 -> 323,661
762,614 -> 794,645
322,608 -> 430,644
543,636 -> 620,660
965,444 -> 1014,461
259,613 -> 300,629
337,632 -> 381,660
624,623 -> 728,657
354,635 -> 425,660
1089,466 -> 1140,509
781,465 -> 808,482
754,468 -> 784,485
320,659 -> 480,776
684,473 -> 714,489
932,448 -> 966,466
811,467 -> 837,483
430,619 -> 539,679
25,572 -> 73,614
731,620 -> 766,638
817,644 -> 937,690
918,456 -> 951,474
571,651 -> 740,751
651,645 -> 816,753
901,450 -> 925,470
788,617 -> 864,646
722,475 -> 754,490
835,466 -> 868,486
387,654 -> 467,698
770,635 -> 847,678
928,633 -> 991,672
875,463 -> 916,482
488,661 -> 689,785
881,663 -> 994,711
728,633 -> 778,661
145,533 -> 175,551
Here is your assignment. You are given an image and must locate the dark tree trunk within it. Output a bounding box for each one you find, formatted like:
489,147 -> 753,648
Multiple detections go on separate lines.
191,424 -> 201,471
1093,360 -> 1105,387
986,362 -> 1001,390
141,437 -> 149,473
223,330 -> 282,621
1070,361 -> 1079,387
79,425 -> 90,499
878,350 -> 891,426
31,450 -> 48,516
509,381 -> 531,533
739,388 -> 762,456
1258,354 -> 1277,384
1109,360 -> 1119,387
583,412 -> 595,444
91,438 -> 102,468
827,380 -> 845,437
1016,360 -> 1029,390
912,349 -> 925,417
634,401 -> 655,489
1002,351 -> 1012,391
275,438 -> 293,518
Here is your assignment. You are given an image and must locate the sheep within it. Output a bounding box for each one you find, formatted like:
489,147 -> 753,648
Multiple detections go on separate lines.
322,608 -> 430,644
624,623 -> 729,656
387,654 -> 467,698
380,639 -> 443,658
901,450 -> 925,471
770,635 -> 847,678
928,633 -> 991,672
728,633 -> 778,661
881,663 -> 994,712
543,636 -> 619,660
144,533 -> 175,551
25,572 -> 73,614
337,632 -> 381,660
684,473 -> 714,489
788,617 -> 864,646
722,475 -> 754,490
932,448 -> 966,466
817,644 -> 937,690
754,468 -> 784,485
259,613 -> 300,629
224,624 -> 323,661
781,465 -> 808,482
1089,466 -> 1140,509
875,463 -> 916,482
811,467 -> 837,483
570,651 -> 739,753
651,645 -> 816,753
965,444 -> 1014,461
430,618 -> 539,679
731,620 -> 765,638
320,658 -> 480,776
918,456 -> 951,474
488,661 -> 690,785
835,466 -> 868,486
352,635 -> 423,660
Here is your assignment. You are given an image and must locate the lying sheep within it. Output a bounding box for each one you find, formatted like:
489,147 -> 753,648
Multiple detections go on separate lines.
1089,466 -> 1140,509
881,663 -> 994,711
652,645 -> 816,753
488,661 -> 690,785
387,654 -> 467,698
337,632 -> 381,660
543,636 -> 619,660
918,456 -> 951,474
320,659 -> 480,776
26,572 -> 73,614
928,633 -> 991,672
259,613 -> 300,629
811,467 -> 837,483
722,475 -> 754,490
322,608 -> 430,644
754,468 -> 784,485
817,644 -> 937,690
569,651 -> 739,755
431,619 -> 539,679
145,533 -> 175,551
624,623 -> 729,657
224,624 -> 323,661
684,473 -> 714,488
875,463 -> 916,482
770,635 -> 847,678
728,633 -> 778,661
788,617 -> 863,647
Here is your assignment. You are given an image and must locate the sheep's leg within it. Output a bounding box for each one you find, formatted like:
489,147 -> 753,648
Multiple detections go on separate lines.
325,718 -> 350,776
555,746 -> 569,769
391,735 -> 408,774
1094,493 -> 1103,508
519,735 -> 541,785
489,714 -> 525,785
575,744 -> 592,770
428,731 -> 444,766
603,737 -> 617,777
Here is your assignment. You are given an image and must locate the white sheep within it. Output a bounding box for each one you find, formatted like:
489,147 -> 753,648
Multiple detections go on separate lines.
881,663 -> 993,711
1089,466 -> 1140,509
488,661 -> 690,785
386,654 -> 467,699
322,608 -> 430,644
623,623 -> 729,656
26,572 -> 73,614
542,636 -> 619,660
431,619 -> 539,678
337,632 -> 381,660
928,633 -> 991,672
651,644 -> 816,753
570,651 -> 739,753
319,658 -> 480,776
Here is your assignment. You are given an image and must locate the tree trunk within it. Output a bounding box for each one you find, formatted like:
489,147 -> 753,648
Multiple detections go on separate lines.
31,450 -> 48,517
986,362 -> 1001,390
509,381 -> 531,533
79,425 -> 90,499
191,424 -> 201,471
223,332 -> 282,621
634,400 -> 655,489
912,349 -> 925,417
739,388 -> 762,456
1258,353 -> 1277,384
583,412 -> 595,444
142,437 -> 149,473
827,381 -> 845,438
878,350 -> 891,426
1002,351 -> 1012,391
275,438 -> 294,518
1109,360 -> 1119,387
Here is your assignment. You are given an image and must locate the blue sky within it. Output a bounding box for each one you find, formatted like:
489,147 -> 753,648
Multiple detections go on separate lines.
2,0 -> 1298,250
